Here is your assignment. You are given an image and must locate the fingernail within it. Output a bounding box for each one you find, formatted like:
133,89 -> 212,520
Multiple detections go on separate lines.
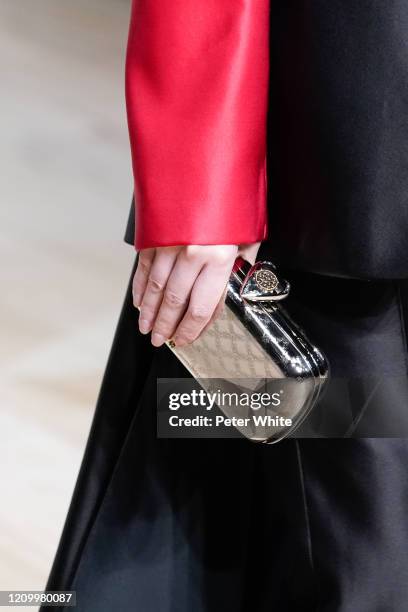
173,336 -> 186,347
151,332 -> 166,347
139,319 -> 151,334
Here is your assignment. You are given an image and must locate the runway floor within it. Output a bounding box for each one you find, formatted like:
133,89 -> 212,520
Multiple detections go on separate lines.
0,1 -> 134,606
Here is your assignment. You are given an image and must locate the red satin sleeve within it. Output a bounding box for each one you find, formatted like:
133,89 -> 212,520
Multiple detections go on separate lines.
125,0 -> 269,250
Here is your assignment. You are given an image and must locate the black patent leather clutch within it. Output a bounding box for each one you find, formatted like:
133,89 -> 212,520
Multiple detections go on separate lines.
167,257 -> 330,443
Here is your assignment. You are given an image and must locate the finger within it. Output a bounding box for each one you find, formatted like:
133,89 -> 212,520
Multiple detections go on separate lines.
194,291 -> 227,341
238,241 -> 261,265
173,263 -> 230,346
150,254 -> 204,347
139,248 -> 178,334
205,287 -> 227,329
132,249 -> 155,308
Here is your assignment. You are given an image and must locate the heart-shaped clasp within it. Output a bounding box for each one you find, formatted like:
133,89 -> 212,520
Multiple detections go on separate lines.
239,261 -> 290,302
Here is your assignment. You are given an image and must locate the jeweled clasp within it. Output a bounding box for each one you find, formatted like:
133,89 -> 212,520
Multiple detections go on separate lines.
240,261 -> 290,302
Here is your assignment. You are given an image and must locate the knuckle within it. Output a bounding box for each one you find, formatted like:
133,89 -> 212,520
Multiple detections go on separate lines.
148,276 -> 165,293
138,260 -> 150,273
163,290 -> 186,308
213,250 -> 233,267
138,254 -> 152,271
183,245 -> 201,261
189,306 -> 211,323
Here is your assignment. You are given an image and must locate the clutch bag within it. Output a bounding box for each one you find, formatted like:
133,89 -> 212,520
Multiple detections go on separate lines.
166,257 -> 329,443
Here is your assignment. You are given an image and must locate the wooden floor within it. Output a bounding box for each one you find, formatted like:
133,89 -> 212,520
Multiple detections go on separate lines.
0,1 -> 134,607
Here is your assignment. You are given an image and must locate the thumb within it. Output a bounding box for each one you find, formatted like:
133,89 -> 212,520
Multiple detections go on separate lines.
238,242 -> 261,265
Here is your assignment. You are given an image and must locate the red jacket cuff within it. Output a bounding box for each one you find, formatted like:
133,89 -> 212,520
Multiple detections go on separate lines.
126,0 -> 270,250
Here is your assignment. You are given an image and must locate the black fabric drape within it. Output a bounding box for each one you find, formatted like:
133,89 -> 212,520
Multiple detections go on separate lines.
42,258 -> 408,612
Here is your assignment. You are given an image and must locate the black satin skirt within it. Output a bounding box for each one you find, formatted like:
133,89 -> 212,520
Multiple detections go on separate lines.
42,258 -> 408,612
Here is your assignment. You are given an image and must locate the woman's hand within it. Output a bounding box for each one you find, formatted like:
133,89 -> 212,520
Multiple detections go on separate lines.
132,243 -> 260,347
